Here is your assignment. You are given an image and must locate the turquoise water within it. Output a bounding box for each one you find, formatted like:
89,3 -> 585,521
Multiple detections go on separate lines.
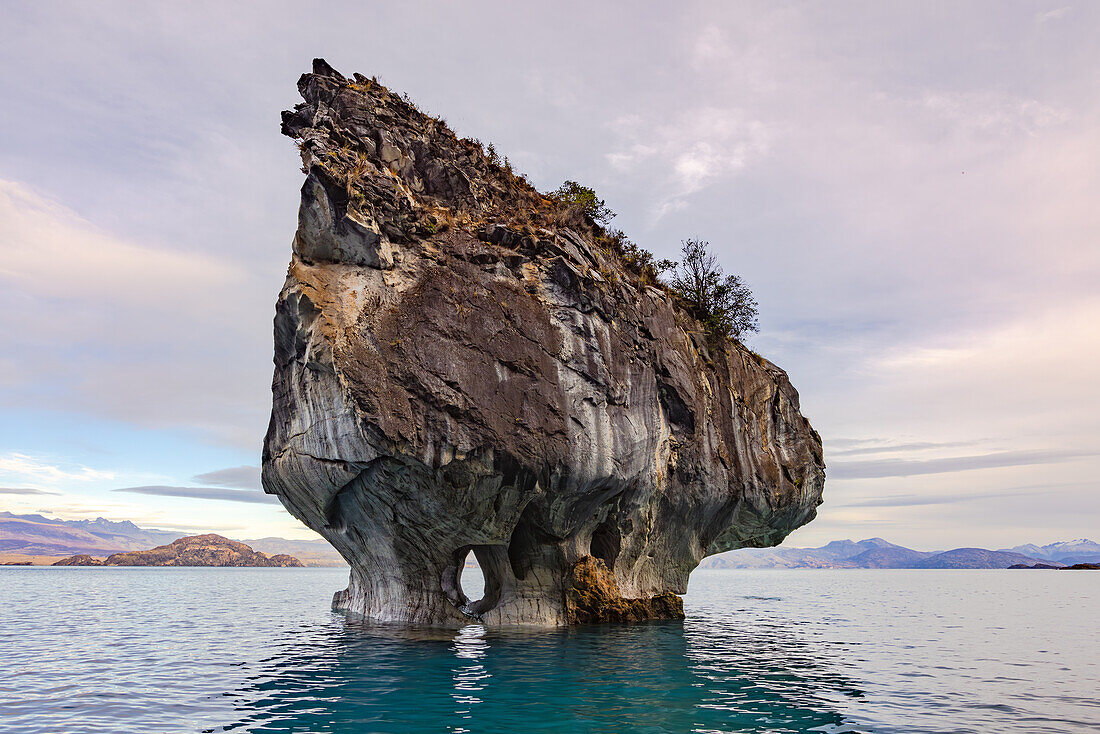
1,568 -> 1096,733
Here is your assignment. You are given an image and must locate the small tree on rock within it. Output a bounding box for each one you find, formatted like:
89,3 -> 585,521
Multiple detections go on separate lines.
549,180 -> 615,226
604,228 -> 677,285
668,239 -> 759,341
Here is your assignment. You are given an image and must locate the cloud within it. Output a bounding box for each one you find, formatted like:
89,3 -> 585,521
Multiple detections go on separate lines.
691,24 -> 727,66
830,449 -> 1096,480
825,438 -> 889,450
0,1 -> 1098,549
0,177 -> 275,448
606,107 -> 770,219
0,453 -> 114,484
836,489 -> 1040,509
828,440 -> 982,457
919,91 -> 1067,138
0,180 -> 238,303
1036,6 -> 1071,23
859,297 -> 1100,442
112,485 -> 280,505
0,487 -> 59,495
192,465 -> 261,490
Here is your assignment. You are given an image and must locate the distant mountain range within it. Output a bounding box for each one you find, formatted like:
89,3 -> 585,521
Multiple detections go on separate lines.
0,512 -> 181,556
999,539 -> 1100,566
3,511 -> 1097,570
0,512 -> 345,566
699,537 -> 1100,569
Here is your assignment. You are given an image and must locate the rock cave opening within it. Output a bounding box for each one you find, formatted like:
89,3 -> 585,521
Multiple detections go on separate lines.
442,545 -> 504,618
460,550 -> 485,606
591,520 -> 621,569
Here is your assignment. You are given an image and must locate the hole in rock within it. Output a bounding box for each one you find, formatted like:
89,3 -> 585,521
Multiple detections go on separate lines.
442,545 -> 504,617
459,550 -> 486,604
591,520 -> 621,569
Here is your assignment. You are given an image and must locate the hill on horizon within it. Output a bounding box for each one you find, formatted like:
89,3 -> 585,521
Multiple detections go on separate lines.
0,512 -> 346,566
53,534 -> 305,568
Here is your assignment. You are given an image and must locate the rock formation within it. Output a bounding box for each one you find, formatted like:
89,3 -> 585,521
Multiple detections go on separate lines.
51,535 -> 304,567
262,60 -> 825,626
52,554 -> 104,566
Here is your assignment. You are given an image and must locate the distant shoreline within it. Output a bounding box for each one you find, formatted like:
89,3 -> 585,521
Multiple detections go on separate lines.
0,552 -> 349,567
4,512 -> 1095,570
4,563 -> 1092,571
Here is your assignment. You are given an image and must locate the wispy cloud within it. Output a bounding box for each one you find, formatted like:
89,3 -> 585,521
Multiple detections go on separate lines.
830,450 -> 1096,480
192,465 -> 261,490
112,485 -> 279,505
0,486 -> 59,495
1036,6 -> 1071,23
0,453 -> 114,484
836,489 -> 1040,509
0,176 -> 268,449
825,438 -> 890,450
135,520 -> 250,533
828,440 -> 982,457
919,90 -> 1067,138
605,107 -> 770,220
0,180 -> 238,303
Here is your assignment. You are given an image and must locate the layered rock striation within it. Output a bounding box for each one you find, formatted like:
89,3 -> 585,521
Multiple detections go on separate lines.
262,60 -> 825,626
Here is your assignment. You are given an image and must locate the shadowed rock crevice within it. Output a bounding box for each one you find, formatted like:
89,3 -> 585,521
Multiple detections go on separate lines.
590,519 -> 621,569
262,60 -> 826,627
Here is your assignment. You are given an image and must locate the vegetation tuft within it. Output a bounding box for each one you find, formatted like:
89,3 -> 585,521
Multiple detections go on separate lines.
306,76 -> 760,343
546,183 -> 759,341
667,239 -> 759,341
549,180 -> 616,227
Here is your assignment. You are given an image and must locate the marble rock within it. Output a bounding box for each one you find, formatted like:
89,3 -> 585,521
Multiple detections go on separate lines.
262,60 -> 826,626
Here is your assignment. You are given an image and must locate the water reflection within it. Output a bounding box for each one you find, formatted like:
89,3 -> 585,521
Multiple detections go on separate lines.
217,615 -> 866,733
450,625 -> 488,731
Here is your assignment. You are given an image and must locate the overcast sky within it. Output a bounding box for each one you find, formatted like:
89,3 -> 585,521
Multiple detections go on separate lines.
1,1 -> 1097,548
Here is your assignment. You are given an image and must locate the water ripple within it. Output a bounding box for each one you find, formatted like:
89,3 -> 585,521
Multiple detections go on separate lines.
1,567 -> 1096,733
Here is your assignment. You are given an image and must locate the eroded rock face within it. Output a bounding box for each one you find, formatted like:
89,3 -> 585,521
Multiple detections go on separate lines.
262,60 -> 825,626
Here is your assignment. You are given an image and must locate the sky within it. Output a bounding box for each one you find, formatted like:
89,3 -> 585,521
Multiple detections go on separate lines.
0,1 -> 1097,549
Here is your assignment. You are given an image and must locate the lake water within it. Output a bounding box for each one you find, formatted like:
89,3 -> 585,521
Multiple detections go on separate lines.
1,567 -> 1096,733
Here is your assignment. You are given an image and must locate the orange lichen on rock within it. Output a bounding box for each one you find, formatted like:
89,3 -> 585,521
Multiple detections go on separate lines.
566,556 -> 685,624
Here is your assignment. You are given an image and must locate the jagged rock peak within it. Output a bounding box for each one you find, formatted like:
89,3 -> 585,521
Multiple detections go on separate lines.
280,58 -> 562,272
263,60 -> 826,627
